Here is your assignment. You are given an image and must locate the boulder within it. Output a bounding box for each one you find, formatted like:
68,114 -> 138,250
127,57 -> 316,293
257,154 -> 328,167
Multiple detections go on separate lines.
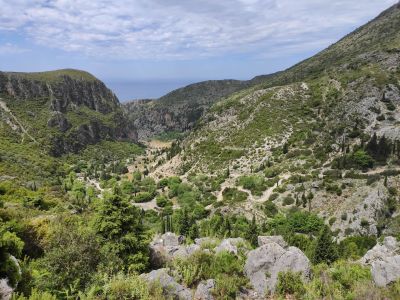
214,238 -> 245,255
194,279 -> 215,300
244,241 -> 310,295
257,236 -> 287,248
141,268 -> 192,300
360,236 -> 400,287
0,279 -> 13,300
150,232 -> 186,267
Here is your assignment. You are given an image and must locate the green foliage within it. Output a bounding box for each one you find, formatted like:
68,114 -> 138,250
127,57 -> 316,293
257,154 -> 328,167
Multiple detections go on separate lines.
222,188 -> 248,204
339,236 -> 376,259
312,226 -> 338,265
264,201 -> 278,218
33,216 -> 101,294
237,175 -> 267,196
0,219 -> 24,287
276,271 -> 306,298
170,250 -> 248,298
93,191 -> 149,273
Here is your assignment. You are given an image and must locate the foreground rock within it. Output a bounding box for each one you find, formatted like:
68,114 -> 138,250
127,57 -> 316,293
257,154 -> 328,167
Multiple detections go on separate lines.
150,232 -> 200,267
141,268 -> 192,300
214,238 -> 245,255
0,279 -> 13,300
244,241 -> 311,295
194,279 -> 215,300
257,236 -> 287,248
360,236 -> 400,287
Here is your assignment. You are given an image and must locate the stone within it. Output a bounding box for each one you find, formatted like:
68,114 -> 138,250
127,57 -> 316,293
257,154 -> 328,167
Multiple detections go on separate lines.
194,279 -> 215,300
360,236 -> 400,287
244,242 -> 311,295
257,236 -> 287,248
141,268 -> 192,300
0,279 -> 13,300
214,238 -> 245,255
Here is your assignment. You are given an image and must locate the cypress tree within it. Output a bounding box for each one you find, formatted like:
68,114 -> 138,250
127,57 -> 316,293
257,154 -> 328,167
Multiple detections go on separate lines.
246,215 -> 259,247
312,226 -> 338,265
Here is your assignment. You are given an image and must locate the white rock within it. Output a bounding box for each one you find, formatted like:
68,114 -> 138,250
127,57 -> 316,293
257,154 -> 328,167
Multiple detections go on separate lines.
194,279 -> 215,300
360,236 -> 400,287
257,236 -> 287,248
214,238 -> 245,255
244,242 -> 311,295
141,268 -> 192,300
0,279 -> 13,300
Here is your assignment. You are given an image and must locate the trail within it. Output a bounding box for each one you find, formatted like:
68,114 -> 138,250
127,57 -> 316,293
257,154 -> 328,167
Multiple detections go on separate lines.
0,99 -> 38,144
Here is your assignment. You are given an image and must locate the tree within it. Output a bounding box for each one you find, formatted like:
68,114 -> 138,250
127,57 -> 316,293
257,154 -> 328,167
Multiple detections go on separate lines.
93,192 -> 149,272
365,133 -> 378,158
0,220 -> 24,287
312,226 -> 338,264
35,217 -> 101,293
246,215 -> 259,247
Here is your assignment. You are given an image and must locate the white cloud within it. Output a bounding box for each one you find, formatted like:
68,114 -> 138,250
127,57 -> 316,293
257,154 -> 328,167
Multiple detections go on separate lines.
0,43 -> 28,55
0,0 -> 397,59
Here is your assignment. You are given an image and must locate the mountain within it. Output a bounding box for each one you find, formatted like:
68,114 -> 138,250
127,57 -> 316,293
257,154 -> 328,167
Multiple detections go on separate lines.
123,79 -> 252,140
158,3 -> 400,237
0,69 -> 137,157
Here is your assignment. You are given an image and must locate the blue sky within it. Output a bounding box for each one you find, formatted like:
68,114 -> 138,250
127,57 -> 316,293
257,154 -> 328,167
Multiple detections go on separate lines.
0,0 -> 398,100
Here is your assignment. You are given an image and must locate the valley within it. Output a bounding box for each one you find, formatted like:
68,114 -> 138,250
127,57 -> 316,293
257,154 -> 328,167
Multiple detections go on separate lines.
1,2 -> 400,300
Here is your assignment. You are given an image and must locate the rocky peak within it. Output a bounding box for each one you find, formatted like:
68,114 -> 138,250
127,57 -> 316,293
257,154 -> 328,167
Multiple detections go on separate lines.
0,69 -> 120,114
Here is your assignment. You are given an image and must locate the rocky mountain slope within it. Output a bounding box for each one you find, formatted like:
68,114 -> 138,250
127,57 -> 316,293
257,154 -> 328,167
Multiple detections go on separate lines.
124,79 -> 252,140
0,69 -> 137,156
156,2 -> 400,238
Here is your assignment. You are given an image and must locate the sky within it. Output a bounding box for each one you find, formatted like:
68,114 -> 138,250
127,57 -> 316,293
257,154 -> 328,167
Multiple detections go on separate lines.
0,0 -> 398,101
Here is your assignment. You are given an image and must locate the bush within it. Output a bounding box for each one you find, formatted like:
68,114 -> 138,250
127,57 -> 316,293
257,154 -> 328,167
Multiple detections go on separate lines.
276,271 -> 306,298
222,188 -> 248,204
237,175 -> 266,196
264,201 -> 279,218
282,196 -> 295,206
268,193 -> 279,201
133,192 -> 155,203
155,195 -> 168,207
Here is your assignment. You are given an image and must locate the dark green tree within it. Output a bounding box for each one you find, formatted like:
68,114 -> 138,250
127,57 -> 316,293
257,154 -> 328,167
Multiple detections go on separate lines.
246,215 -> 259,247
312,226 -> 338,264
94,192 -> 149,272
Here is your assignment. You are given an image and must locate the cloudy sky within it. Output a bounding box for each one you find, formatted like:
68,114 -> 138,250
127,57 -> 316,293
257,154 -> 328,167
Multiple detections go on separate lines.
0,0 -> 398,100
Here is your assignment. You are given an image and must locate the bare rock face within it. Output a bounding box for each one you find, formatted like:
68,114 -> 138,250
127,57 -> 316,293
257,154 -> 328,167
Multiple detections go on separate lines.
257,236 -> 287,248
194,279 -> 215,300
140,268 -> 192,300
0,279 -> 13,300
244,241 -> 311,296
360,236 -> 400,287
214,238 -> 245,255
150,232 -> 200,267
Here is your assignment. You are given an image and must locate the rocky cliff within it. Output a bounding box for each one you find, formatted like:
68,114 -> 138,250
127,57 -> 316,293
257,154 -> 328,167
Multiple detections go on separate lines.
0,69 -> 137,156
124,80 -> 250,140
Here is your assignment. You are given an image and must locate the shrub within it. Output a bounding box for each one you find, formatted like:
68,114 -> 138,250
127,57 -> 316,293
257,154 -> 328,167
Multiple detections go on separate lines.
237,175 -> 266,196
268,193 -> 279,201
276,271 -> 306,298
133,192 -> 155,203
156,195 -> 168,207
222,188 -> 248,204
264,201 -> 279,218
282,196 -> 295,206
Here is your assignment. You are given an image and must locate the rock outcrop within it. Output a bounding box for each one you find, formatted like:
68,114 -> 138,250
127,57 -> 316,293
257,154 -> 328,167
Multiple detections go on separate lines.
214,238 -> 245,255
244,241 -> 311,295
0,70 -> 119,114
194,279 -> 215,300
0,279 -> 13,300
257,236 -> 287,248
0,69 -> 137,156
123,80 -> 250,140
141,268 -> 192,300
360,236 -> 400,287
150,232 -> 200,267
